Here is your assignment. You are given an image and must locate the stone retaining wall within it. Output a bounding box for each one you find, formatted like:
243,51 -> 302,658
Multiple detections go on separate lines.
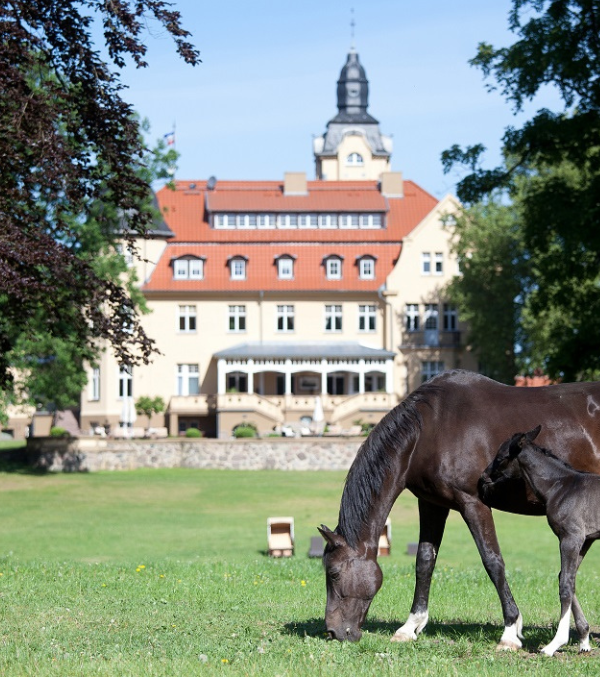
24,437 -> 365,472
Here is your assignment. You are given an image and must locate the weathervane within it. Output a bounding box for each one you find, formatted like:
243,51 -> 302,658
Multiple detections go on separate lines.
350,7 -> 355,51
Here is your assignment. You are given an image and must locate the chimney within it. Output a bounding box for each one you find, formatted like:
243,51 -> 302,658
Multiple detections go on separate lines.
380,171 -> 404,198
283,172 -> 308,196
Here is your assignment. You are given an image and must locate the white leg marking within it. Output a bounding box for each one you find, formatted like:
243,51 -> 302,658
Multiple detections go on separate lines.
497,615 -> 523,651
541,607 -> 571,657
391,610 -> 429,642
579,634 -> 590,653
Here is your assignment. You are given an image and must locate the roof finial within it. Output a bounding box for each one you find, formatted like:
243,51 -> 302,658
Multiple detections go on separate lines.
350,7 -> 355,52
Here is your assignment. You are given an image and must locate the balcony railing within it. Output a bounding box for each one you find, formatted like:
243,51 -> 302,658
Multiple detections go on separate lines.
400,330 -> 461,349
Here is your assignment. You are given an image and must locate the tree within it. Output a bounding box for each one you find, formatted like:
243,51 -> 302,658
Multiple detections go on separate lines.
135,396 -> 165,428
447,199 -> 527,384
443,0 -> 600,380
0,1 -> 200,414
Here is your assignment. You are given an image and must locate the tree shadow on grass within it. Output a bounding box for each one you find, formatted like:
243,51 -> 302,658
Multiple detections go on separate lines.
0,450 -> 49,475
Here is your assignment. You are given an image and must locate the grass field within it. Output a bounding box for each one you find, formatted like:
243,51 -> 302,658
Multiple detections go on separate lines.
1,466 -> 600,675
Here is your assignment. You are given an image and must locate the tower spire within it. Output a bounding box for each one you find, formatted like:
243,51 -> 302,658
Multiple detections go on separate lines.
350,7 -> 355,51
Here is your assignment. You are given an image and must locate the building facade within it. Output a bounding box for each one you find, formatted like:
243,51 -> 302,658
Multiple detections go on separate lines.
59,50 -> 477,439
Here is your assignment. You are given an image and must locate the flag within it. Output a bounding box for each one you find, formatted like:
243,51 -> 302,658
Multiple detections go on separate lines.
164,131 -> 175,146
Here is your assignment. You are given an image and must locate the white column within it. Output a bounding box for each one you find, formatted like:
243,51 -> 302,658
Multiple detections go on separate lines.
285,359 -> 292,394
321,359 -> 328,394
217,359 -> 226,394
358,359 -> 365,394
247,358 -> 254,394
385,359 -> 394,394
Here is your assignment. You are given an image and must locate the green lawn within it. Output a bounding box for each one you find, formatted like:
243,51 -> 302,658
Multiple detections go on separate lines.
0,467 -> 599,675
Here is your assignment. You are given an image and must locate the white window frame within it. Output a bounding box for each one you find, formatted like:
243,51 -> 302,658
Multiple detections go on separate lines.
443,304 -> 458,331
325,257 -> 342,280
340,214 -> 359,229
346,152 -> 364,166
422,361 -> 444,382
360,213 -> 382,229
278,214 -> 298,229
276,304 -> 295,333
230,258 -> 246,280
258,214 -> 276,229
405,304 -> 420,331
298,213 -> 318,229
277,257 -> 294,280
89,367 -> 100,401
118,365 -> 133,399
422,252 -> 431,275
228,305 -> 247,332
324,304 -> 343,332
319,214 -> 338,229
177,364 -> 200,396
178,304 -> 197,333
358,304 -> 377,332
358,257 -> 375,280
434,252 -> 444,275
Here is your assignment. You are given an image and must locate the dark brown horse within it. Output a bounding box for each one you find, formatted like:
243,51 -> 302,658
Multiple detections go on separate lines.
319,370 -> 600,648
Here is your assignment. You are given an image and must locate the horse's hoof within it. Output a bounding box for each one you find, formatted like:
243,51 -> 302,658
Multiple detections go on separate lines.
390,632 -> 416,643
496,641 -> 520,652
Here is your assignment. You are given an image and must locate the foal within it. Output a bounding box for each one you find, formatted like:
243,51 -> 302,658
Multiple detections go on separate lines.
485,425 -> 599,656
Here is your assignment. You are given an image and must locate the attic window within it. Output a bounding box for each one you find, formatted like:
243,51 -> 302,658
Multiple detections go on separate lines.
324,255 -> 343,280
275,255 -> 295,280
346,152 -> 364,166
358,256 -> 376,280
229,256 -> 247,280
173,256 -> 204,280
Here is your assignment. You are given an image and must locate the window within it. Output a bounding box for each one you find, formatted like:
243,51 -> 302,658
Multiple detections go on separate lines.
277,257 -> 294,280
406,304 -> 420,331
319,214 -> 338,228
360,213 -> 382,228
325,304 -> 343,332
173,257 -> 203,280
177,364 -> 200,396
325,257 -> 342,280
116,243 -> 134,267
443,304 -> 458,331
424,304 -> 438,330
358,257 -> 375,279
89,367 -> 100,401
434,252 -> 443,275
215,213 -> 237,228
421,252 -> 431,275
258,214 -> 276,229
278,214 -> 298,228
358,304 -> 376,332
178,305 -> 197,332
422,361 -> 444,382
346,152 -> 364,165
228,305 -> 246,332
340,214 -> 359,228
299,213 -> 318,228
365,373 -> 385,392
276,304 -> 294,332
230,257 -> 246,280
118,365 -> 133,398
227,372 -> 248,393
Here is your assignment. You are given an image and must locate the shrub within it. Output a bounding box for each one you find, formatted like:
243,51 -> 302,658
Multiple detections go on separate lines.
233,424 -> 257,438
185,427 -> 202,438
49,426 -> 68,437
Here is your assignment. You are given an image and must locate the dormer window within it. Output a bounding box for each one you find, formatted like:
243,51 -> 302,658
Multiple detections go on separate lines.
275,255 -> 295,280
173,256 -> 204,280
346,152 -> 364,166
324,255 -> 343,280
228,256 -> 247,280
357,256 -> 376,280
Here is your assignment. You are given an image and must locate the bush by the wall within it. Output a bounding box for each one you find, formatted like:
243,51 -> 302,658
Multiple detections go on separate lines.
49,427 -> 68,438
233,424 -> 257,438
185,427 -> 203,438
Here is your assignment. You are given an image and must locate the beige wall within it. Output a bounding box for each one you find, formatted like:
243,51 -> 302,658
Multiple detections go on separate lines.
319,135 -> 390,181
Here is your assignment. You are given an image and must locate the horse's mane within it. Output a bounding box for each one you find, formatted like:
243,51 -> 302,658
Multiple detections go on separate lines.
525,442 -> 594,476
337,378 -> 440,548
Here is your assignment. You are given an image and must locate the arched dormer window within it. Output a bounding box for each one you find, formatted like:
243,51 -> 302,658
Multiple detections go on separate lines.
357,255 -> 377,280
172,255 -> 205,280
274,254 -> 296,280
346,152 -> 364,166
228,255 -> 248,280
323,255 -> 344,280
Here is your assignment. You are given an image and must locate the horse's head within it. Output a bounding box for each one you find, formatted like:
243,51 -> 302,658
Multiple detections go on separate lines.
479,425 -> 542,493
318,524 -> 382,642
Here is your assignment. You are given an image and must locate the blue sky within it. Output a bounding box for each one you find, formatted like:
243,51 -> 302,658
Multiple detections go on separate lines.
118,1 -> 561,199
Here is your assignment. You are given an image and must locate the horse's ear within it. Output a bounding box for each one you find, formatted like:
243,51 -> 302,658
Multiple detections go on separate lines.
318,525 -> 347,549
526,424 -> 542,441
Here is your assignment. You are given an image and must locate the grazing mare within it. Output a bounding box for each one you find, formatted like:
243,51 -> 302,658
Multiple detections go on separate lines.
484,425 -> 600,656
319,370 -> 600,649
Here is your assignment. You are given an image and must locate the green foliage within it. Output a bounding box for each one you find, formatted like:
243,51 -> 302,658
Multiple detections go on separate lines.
184,427 -> 202,438
49,426 -> 67,437
444,0 -> 600,381
448,198 -> 527,384
233,425 -> 257,438
135,395 -> 166,426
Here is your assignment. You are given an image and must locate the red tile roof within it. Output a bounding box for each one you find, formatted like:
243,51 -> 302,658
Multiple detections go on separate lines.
145,178 -> 438,293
